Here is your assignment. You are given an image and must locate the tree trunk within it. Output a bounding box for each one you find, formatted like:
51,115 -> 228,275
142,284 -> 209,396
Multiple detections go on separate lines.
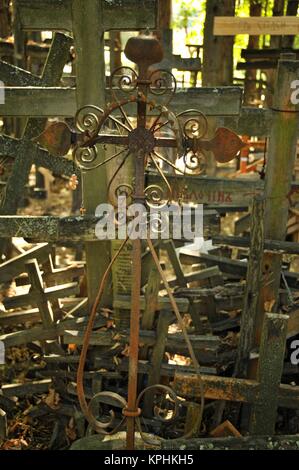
282,0 -> 299,48
244,1 -> 262,105
0,0 -> 11,39
265,0 -> 285,106
202,0 -> 236,86
158,0 -> 172,29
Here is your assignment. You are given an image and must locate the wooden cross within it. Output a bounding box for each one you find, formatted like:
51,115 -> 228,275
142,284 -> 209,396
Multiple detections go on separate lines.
214,16 -> 299,36
154,29 -> 201,74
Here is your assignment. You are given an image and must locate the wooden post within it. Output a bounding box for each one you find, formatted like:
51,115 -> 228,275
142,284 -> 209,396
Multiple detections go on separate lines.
71,0 -> 111,307
143,310 -> 172,416
244,1 -> 262,105
0,0 -> 11,38
202,0 -> 236,86
234,195 -> 265,378
264,53 -> 299,241
0,408 -> 7,440
249,53 -> 299,348
250,313 -> 289,435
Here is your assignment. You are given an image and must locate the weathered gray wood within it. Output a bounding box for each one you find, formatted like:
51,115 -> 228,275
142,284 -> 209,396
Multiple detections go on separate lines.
3,280 -> 79,309
167,266 -> 221,288
15,0 -> 157,32
143,310 -> 173,416
0,408 -> 7,440
148,173 -> 264,206
250,313 -> 289,435
0,87 -> 76,116
235,195 -> 265,378
255,54 -> 299,351
1,379 -> 51,397
0,86 -> 243,117
0,135 -> 79,177
0,60 -> 42,86
114,295 -> 189,313
0,32 -> 73,226
0,209 -> 220,241
162,435 -> 299,450
0,314 -> 105,347
213,235 -> 299,255
62,329 -> 219,353
164,240 -> 187,288
25,259 -> 53,329
0,308 -> 40,327
264,54 -> 299,240
0,243 -> 51,284
173,372 -> 299,409
72,0 -> 111,307
156,29 -> 201,73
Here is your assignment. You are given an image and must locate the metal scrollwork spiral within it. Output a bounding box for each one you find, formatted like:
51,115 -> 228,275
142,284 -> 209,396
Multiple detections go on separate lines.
74,145 -> 98,170
177,109 -> 208,140
75,105 -> 104,138
87,391 -> 128,434
183,150 -> 207,174
149,69 -> 177,106
144,184 -> 169,209
136,385 -> 179,423
110,66 -> 138,97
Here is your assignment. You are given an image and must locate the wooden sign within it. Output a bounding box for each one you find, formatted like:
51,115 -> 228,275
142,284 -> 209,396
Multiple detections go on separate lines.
214,16 -> 299,36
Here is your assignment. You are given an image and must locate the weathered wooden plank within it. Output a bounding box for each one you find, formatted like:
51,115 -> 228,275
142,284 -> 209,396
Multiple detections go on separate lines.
1,379 -> 51,397
0,208 -> 220,241
167,266 -> 221,288
0,135 -> 79,177
0,87 -> 76,116
0,60 -> 42,86
15,0 -> 157,32
0,86 -> 242,117
0,409 -> 7,440
173,373 -> 299,409
0,308 -> 40,327
214,16 -> 299,36
179,250 -> 299,287
3,281 -> 79,310
213,235 -> 299,255
113,295 -> 189,313
0,31 -> 73,238
148,173 -> 264,206
143,310 -> 173,415
0,315 -> 106,347
250,313 -> 289,435
235,196 -> 265,378
221,107 -> 273,137
72,0 -> 110,308
62,329 -> 220,353
0,243 -> 51,284
162,435 -> 299,450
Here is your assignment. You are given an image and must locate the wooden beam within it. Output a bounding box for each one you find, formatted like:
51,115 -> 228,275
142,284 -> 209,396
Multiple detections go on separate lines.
0,87 -> 76,116
173,372 -> 299,410
213,235 -> 299,255
250,313 -> 289,435
15,0 -> 157,32
0,243 -> 51,284
0,86 -> 242,117
162,435 -> 299,450
0,135 -> 79,177
235,196 -> 265,378
72,0 -> 110,307
148,173 -> 264,206
214,17 -> 299,36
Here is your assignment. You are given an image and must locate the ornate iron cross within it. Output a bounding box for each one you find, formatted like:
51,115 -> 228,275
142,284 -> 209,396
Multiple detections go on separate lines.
38,32 -> 244,450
